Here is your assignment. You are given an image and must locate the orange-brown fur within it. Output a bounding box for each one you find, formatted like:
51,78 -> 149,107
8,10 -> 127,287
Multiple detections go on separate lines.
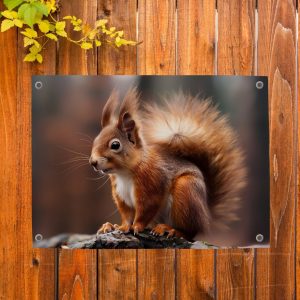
91,88 -> 247,241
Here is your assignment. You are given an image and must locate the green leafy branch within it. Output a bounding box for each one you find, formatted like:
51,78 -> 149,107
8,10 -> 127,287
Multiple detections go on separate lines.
1,0 -> 138,63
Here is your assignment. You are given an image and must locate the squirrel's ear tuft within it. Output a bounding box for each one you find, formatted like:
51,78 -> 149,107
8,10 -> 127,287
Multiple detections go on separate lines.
118,88 -> 141,145
101,90 -> 119,127
118,87 -> 140,119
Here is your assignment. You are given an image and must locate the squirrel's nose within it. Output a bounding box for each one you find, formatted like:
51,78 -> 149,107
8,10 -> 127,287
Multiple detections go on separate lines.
89,158 -> 98,170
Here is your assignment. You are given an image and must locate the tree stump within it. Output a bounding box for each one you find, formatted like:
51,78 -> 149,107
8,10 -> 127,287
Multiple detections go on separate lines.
35,229 -> 215,249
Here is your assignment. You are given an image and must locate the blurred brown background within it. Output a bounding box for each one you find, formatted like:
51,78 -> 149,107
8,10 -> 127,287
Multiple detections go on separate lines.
32,75 -> 269,246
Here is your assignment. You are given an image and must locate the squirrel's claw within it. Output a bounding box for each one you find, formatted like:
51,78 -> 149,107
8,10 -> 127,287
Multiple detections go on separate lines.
97,222 -> 115,235
132,222 -> 145,235
151,224 -> 183,239
114,223 -> 131,233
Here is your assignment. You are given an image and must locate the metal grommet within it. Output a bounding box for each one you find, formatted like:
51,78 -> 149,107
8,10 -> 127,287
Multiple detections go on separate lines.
256,81 -> 264,89
35,234 -> 43,241
256,234 -> 264,243
35,81 -> 43,90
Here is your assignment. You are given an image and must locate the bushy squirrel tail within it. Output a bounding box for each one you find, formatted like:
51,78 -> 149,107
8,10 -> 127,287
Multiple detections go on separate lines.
142,92 -> 247,230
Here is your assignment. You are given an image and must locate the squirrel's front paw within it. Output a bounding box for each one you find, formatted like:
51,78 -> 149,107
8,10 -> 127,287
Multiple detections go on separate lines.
114,223 -> 131,233
97,222 -> 115,235
132,222 -> 145,235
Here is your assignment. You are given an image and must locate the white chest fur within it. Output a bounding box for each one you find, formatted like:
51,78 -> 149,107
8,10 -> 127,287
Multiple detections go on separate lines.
114,173 -> 136,208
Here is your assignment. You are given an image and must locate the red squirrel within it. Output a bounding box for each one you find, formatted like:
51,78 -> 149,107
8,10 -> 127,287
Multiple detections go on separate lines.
89,88 -> 246,241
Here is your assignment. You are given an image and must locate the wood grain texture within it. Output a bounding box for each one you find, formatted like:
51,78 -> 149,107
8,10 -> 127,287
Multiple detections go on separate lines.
138,250 -> 175,300
256,0 -> 297,299
217,0 -> 255,75
137,1 -> 176,299
3,16 -> 58,299
137,0 -> 176,74
58,0 -> 97,74
217,250 -> 254,300
216,1 -> 256,299
297,2 -> 300,299
177,0 -> 215,74
176,1 -> 215,299
176,250 -> 214,299
57,1 -> 98,298
97,1 -> 137,299
98,250 -> 137,300
0,21 -> 19,300
59,249 -> 97,299
98,0 -> 137,74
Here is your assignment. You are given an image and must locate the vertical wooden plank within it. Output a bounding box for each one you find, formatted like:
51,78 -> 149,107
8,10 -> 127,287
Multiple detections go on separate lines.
177,0 -> 215,74
176,1 -> 215,299
138,250 -> 175,300
137,0 -> 176,74
176,250 -> 214,299
59,250 -> 97,299
217,0 -> 255,299
217,0 -> 255,75
97,1 -> 138,299
98,0 -> 137,74
98,250 -> 137,299
256,0 -> 297,299
58,1 -> 98,299
0,13 -> 19,299
295,0 -> 300,299
0,5 -> 56,299
137,0 -> 176,299
58,0 -> 97,75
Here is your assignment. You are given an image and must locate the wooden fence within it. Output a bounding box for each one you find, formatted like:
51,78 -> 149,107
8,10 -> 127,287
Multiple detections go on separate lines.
0,0 -> 298,299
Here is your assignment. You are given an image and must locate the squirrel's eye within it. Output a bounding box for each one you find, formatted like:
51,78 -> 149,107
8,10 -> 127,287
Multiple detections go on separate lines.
109,138 -> 122,152
111,141 -> 120,150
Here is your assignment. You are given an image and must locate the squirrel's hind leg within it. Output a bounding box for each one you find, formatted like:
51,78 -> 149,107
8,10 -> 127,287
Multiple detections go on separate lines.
171,173 -> 211,236
150,224 -> 186,239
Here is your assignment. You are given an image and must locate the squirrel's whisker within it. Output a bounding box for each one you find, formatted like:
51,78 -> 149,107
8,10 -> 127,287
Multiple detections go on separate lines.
75,132 -> 93,141
61,162 -> 89,175
57,145 -> 89,158
57,157 -> 89,166
95,177 -> 110,191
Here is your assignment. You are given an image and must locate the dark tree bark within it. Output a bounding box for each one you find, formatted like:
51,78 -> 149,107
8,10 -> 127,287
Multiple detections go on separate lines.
35,229 -> 215,249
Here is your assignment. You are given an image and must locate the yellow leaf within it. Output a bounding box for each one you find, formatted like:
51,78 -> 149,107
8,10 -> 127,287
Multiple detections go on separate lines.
24,53 -> 36,62
1,10 -> 14,20
1,19 -> 14,32
56,30 -> 67,37
24,37 -> 35,47
13,19 -> 23,28
21,28 -> 38,38
29,45 -> 41,55
73,26 -> 81,31
38,21 -> 49,33
95,39 -> 101,47
46,33 -> 57,41
33,40 -> 41,48
45,0 -> 56,13
49,24 -> 55,31
11,11 -> 18,19
36,54 -> 43,63
88,31 -> 96,39
117,30 -> 124,37
95,19 -> 107,28
109,27 -> 115,32
55,21 -> 66,31
63,16 -> 73,20
81,42 -> 93,50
